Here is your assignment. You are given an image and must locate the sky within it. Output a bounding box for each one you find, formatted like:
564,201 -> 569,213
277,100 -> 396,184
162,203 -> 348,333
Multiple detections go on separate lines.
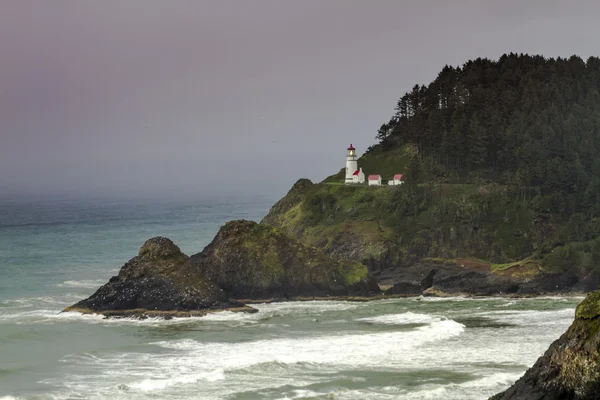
2,0 -> 600,200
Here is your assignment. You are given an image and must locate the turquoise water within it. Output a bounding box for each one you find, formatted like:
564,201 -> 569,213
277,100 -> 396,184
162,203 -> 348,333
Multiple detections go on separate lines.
0,196 -> 581,399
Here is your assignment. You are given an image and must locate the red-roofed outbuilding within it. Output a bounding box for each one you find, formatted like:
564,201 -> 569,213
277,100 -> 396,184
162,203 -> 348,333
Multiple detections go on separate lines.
368,174 -> 382,186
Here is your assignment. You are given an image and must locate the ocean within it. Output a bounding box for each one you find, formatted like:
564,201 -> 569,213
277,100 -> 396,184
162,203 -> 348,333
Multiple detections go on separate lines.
0,195 -> 580,399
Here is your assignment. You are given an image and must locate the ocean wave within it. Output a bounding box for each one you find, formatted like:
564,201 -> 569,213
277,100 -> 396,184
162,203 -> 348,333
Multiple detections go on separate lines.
42,317 -> 466,398
56,279 -> 105,289
357,312 -> 439,325
459,371 -> 522,389
474,307 -> 575,326
395,371 -> 523,400
0,293 -> 83,309
152,319 -> 465,368
127,369 -> 225,392
0,307 -> 243,326
253,300 -> 362,314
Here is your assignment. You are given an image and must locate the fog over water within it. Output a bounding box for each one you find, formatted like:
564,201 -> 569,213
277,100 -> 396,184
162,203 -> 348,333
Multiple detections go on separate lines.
2,1 -> 600,199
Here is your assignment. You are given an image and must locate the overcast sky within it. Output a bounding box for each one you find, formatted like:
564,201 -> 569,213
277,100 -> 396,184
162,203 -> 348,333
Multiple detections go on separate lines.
1,1 -> 600,199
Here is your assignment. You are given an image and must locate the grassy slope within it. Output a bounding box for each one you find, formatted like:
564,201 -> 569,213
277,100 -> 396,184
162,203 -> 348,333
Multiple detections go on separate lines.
263,176 -> 594,277
201,220 -> 370,294
264,142 -> 600,278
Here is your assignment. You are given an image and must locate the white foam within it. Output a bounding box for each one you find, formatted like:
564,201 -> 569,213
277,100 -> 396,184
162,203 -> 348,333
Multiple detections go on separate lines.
0,293 -> 84,309
19,299 -> 576,400
357,312 -> 439,325
0,308 -> 196,326
253,300 -> 362,314
45,317 -> 465,398
129,369 -> 225,391
56,279 -> 105,289
475,308 -> 575,326
396,371 -> 524,400
153,319 -> 465,369
460,372 -> 522,389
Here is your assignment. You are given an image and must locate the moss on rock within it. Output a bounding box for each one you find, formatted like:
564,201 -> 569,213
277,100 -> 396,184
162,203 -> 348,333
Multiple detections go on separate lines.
261,177 -> 600,293
190,220 -> 378,300
491,290 -> 600,399
65,237 -> 249,317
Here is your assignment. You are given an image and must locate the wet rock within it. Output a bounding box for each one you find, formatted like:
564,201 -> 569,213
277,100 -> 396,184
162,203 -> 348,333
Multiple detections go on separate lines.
491,290 -> 600,399
65,237 -> 253,317
190,220 -> 381,300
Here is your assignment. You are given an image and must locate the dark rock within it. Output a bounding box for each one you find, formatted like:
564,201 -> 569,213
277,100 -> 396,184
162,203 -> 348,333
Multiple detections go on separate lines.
65,237 -> 252,317
190,220 -> 381,300
385,281 -> 422,295
383,257 -> 589,297
491,290 -> 600,399
526,272 -> 581,293
516,286 -> 540,295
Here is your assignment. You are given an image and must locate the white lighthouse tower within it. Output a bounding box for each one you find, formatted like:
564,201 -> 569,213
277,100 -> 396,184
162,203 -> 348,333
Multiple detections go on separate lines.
345,144 -> 364,184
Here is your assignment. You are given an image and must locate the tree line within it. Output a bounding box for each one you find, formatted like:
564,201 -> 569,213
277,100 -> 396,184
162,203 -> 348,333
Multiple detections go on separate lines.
370,53 -> 600,212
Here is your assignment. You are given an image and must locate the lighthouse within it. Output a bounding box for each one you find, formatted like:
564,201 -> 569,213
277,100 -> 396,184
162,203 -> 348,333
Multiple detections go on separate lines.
345,144 -> 365,184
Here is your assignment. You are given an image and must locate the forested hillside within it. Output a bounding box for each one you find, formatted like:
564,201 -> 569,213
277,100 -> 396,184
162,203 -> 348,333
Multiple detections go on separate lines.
371,54 -> 600,207
263,54 -> 600,293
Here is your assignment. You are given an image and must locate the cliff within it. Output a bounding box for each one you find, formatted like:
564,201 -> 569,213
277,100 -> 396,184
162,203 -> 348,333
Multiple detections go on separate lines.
65,237 -> 253,318
261,178 -> 599,294
491,290 -> 600,399
261,54 -> 600,294
190,220 -> 380,300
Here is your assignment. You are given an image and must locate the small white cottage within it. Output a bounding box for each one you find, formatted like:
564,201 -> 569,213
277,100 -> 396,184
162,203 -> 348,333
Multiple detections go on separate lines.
352,167 -> 365,184
389,173 -> 404,185
368,175 -> 382,186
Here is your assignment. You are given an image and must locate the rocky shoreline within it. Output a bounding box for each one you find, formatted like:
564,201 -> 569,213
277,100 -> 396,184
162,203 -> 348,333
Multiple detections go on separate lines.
63,305 -> 257,319
490,290 -> 600,399
65,221 -> 380,318
64,232 -> 592,319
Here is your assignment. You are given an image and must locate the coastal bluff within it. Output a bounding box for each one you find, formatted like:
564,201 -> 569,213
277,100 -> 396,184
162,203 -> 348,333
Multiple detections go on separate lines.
65,222 -> 381,318
64,237 -> 254,318
190,220 -> 380,301
491,290 -> 600,399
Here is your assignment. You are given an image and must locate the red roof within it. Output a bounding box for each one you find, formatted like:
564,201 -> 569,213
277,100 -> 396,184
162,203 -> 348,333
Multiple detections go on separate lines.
352,169 -> 360,176
368,175 -> 380,180
394,174 -> 404,180
347,144 -> 355,150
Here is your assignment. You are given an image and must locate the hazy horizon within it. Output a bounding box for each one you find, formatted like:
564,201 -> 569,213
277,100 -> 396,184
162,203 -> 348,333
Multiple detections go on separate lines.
2,1 -> 600,200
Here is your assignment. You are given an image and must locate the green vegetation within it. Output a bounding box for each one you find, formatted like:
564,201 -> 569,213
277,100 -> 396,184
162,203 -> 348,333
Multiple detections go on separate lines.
575,290 -> 600,319
373,54 -> 600,195
265,54 -> 600,276
542,237 -> 600,274
197,220 -> 374,297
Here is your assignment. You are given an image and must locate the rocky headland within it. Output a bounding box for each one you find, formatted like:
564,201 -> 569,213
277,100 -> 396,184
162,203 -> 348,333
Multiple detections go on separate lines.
260,178 -> 599,298
491,290 -> 600,399
190,220 -> 380,301
64,237 -> 254,318
66,222 -> 381,318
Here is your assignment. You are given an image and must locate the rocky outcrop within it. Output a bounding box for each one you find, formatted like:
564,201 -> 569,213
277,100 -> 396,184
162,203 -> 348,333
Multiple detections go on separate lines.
190,220 -> 381,300
491,290 -> 600,399
260,179 -> 600,296
261,178 -> 314,229
383,259 -> 588,297
65,237 -> 254,318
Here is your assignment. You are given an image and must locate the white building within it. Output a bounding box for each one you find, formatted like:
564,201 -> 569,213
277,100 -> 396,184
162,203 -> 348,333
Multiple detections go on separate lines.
389,173 -> 405,185
352,168 -> 365,184
345,144 -> 365,184
368,174 -> 382,186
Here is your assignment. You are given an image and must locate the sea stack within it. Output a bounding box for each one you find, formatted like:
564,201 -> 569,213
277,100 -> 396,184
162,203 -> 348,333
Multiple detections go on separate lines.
190,220 -> 381,300
64,237 -> 255,318
491,290 -> 600,399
